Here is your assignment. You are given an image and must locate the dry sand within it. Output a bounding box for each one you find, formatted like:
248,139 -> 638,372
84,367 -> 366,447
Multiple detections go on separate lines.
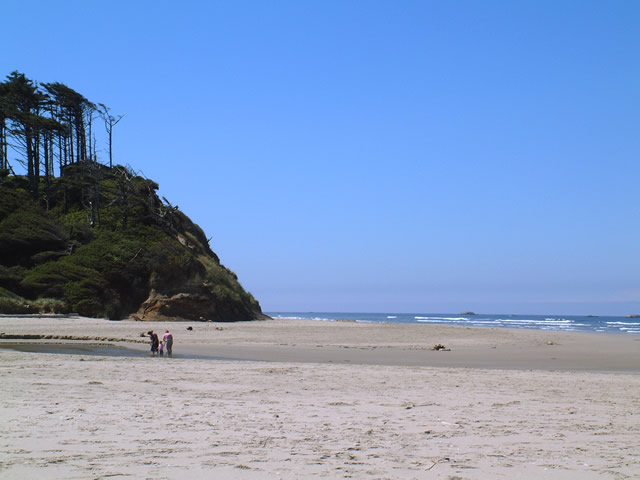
1,315 -> 639,479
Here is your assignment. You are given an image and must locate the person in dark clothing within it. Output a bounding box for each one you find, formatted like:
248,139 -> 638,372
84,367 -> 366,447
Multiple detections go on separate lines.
148,330 -> 159,356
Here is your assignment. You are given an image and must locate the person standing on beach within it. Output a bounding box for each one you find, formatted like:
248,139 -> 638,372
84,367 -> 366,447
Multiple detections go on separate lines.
163,329 -> 173,357
148,330 -> 159,356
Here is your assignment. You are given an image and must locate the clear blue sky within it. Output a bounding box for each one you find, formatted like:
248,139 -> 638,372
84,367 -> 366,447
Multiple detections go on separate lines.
3,0 -> 639,315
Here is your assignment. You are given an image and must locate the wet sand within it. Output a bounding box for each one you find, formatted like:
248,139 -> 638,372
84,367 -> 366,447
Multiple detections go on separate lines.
1,316 -> 639,479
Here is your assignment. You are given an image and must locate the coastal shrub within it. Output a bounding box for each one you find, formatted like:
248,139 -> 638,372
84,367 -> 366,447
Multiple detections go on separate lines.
30,250 -> 65,265
31,298 -> 68,314
146,237 -> 201,290
104,296 -> 124,320
0,297 -> 32,314
0,168 -> 265,321
0,286 -> 23,300
0,265 -> 23,291
72,298 -> 104,317
200,257 -> 260,311
61,212 -> 95,244
64,273 -> 110,316
0,176 -> 31,220
213,284 -> 241,303
20,261 -> 96,298
0,209 -> 68,265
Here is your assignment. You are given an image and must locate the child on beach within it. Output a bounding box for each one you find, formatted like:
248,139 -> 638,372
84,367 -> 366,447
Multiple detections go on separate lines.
158,340 -> 164,356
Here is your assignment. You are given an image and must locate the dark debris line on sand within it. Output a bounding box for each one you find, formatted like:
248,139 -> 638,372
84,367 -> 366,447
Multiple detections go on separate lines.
0,333 -> 146,343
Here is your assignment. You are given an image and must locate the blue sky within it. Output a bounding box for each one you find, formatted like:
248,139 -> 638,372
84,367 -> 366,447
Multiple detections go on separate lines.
2,0 -> 639,315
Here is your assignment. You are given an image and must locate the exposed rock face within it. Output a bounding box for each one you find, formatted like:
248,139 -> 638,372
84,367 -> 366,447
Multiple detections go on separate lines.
137,290 -> 268,322
0,164 -> 267,321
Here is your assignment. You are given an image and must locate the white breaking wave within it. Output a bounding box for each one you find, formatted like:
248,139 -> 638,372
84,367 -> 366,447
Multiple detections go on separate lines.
266,312 -> 637,334
415,316 -> 469,321
500,319 -> 574,325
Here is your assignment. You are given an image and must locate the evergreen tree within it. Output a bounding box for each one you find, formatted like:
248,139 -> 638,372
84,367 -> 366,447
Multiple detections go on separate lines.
1,71 -> 118,201
3,72 -> 44,197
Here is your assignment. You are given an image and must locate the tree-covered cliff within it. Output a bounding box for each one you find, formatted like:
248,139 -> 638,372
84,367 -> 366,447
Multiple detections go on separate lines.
0,72 -> 266,321
0,164 -> 266,320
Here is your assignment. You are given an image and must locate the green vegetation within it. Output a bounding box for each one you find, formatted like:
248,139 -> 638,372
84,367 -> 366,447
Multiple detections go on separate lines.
0,164 -> 264,320
0,71 -> 264,321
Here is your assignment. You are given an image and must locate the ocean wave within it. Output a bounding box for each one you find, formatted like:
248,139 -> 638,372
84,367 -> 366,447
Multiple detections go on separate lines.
500,319 -> 574,325
267,312 -> 633,335
270,315 -> 335,322
415,316 -> 469,321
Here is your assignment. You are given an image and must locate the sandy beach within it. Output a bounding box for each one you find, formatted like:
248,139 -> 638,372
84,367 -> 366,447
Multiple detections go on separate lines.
1,316 -> 639,479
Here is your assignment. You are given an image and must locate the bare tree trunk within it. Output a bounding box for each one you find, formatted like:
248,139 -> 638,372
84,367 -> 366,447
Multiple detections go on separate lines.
108,126 -> 113,168
75,120 -> 83,163
62,134 -> 67,169
0,120 -> 7,169
43,133 -> 51,209
26,128 -> 38,199
34,130 -> 40,200
49,135 -> 54,179
69,119 -> 74,164
87,111 -> 92,162
98,105 -> 123,169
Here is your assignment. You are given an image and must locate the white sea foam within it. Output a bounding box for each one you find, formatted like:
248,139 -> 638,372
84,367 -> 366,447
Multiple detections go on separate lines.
272,315 -> 335,322
267,312 -> 631,334
500,319 -> 573,325
270,315 -> 307,320
415,316 -> 469,321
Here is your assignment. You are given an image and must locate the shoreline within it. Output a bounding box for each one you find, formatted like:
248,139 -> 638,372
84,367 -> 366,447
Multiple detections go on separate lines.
0,315 -> 639,373
266,311 -> 640,335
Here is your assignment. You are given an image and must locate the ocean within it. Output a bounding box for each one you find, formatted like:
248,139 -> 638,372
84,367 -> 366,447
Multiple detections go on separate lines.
267,312 -> 640,334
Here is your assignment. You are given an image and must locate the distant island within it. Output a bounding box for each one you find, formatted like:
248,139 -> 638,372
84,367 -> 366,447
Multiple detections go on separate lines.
0,72 -> 266,321
460,311 -> 476,315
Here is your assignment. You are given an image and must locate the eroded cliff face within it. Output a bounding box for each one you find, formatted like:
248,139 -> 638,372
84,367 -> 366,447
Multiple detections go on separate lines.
137,289 -> 267,322
0,164 -> 267,321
